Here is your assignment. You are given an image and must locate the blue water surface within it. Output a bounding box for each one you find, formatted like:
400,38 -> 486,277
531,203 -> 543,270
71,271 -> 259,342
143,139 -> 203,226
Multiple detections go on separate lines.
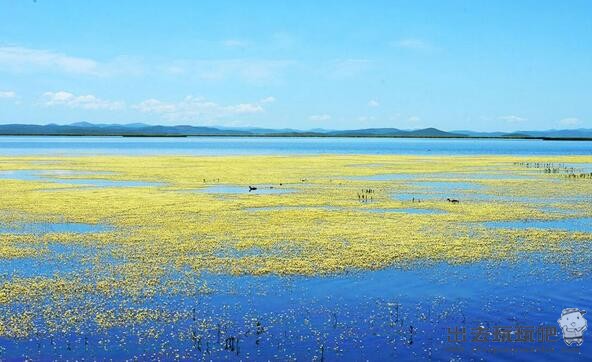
0,136 -> 590,155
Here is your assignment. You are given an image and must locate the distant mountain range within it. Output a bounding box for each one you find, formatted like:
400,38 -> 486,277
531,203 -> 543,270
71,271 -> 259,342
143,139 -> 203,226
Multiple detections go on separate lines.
0,122 -> 591,139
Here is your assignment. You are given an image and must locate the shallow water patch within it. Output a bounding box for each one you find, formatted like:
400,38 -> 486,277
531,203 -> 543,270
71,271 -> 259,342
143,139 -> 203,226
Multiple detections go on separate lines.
349,172 -> 536,182
0,222 -> 112,234
0,243 -> 106,279
198,185 -> 295,195
0,256 -> 77,279
484,217 -> 592,233
0,170 -> 163,188
391,193 -> 439,202
390,181 -> 484,202
362,207 -> 446,215
410,180 -> 484,190
432,172 -> 537,180
537,206 -> 581,216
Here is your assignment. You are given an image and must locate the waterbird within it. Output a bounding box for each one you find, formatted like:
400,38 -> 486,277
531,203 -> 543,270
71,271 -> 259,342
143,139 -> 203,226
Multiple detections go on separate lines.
447,198 -> 460,203
248,186 -> 257,192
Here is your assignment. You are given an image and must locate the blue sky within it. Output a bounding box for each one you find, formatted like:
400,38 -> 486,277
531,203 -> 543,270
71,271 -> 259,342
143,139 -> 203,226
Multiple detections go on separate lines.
0,0 -> 590,131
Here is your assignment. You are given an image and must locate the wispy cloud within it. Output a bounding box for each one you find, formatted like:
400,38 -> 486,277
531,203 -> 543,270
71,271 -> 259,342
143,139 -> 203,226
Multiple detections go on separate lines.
558,117 -> 581,127
0,90 -> 16,99
259,96 -> 276,104
132,96 -> 273,123
309,114 -> 331,121
499,115 -> 527,123
0,46 -> 99,75
163,59 -> 294,84
391,38 -> 435,52
42,91 -> 124,110
368,99 -> 380,107
0,46 -> 144,77
0,45 -> 287,83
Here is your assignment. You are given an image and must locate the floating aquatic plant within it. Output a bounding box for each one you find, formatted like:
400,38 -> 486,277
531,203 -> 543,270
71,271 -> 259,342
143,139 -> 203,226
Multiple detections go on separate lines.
0,154 -> 590,342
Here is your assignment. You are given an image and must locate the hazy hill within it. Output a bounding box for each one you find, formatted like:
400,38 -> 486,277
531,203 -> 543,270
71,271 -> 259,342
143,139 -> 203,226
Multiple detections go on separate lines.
0,123 -> 464,137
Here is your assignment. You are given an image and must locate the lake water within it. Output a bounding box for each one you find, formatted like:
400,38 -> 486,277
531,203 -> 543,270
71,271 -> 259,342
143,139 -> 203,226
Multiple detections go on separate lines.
0,136 -> 591,155
0,136 -> 591,361
0,169 -> 163,188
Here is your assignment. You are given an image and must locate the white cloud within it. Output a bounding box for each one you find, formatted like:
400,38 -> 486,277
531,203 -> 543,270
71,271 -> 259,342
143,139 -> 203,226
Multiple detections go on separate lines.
0,90 -> 16,99
226,103 -> 264,114
499,115 -> 527,123
133,96 -> 269,122
392,38 -> 434,51
559,117 -> 581,126
368,99 -> 380,107
42,91 -> 124,110
309,114 -> 331,121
